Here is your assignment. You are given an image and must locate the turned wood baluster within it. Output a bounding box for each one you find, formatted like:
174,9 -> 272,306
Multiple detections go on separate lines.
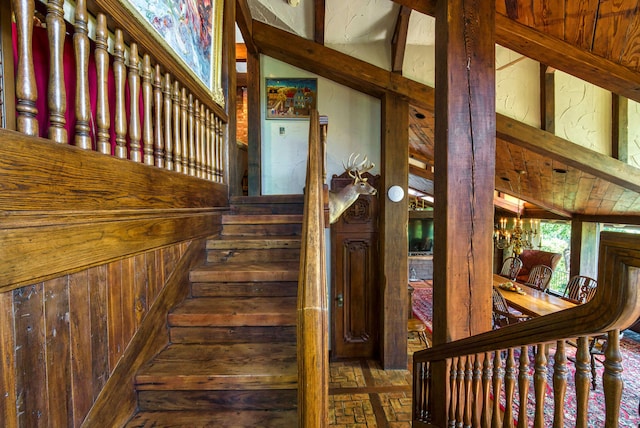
153,65 -> 164,168
216,115 -> 224,182
471,354 -> 482,427
162,73 -> 173,170
141,55 -> 154,165
533,344 -> 548,428
194,99 -> 201,177
517,346 -> 530,428
463,355 -> 473,428
448,358 -> 457,427
180,88 -> 189,173
128,44 -> 141,162
199,103 -> 206,179
574,336 -> 591,428
212,114 -> 220,181
95,14 -> 111,155
503,348 -> 516,428
603,329 -> 623,427
456,357 -> 465,425
205,109 -> 212,180
73,0 -> 91,149
492,351 -> 504,428
46,0 -> 67,143
552,340 -> 568,428
187,94 -> 196,175
481,352 -> 491,428
13,0 -> 39,136
113,29 -> 127,159
172,82 -> 182,172
210,111 -> 217,180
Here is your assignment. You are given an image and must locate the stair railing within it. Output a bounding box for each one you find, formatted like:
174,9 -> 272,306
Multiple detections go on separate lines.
297,109 -> 329,427
413,231 -> 640,427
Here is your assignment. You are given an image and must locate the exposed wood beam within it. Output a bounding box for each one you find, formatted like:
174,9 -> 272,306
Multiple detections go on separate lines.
409,163 -> 434,181
575,214 -> 640,226
314,0 -> 325,45
496,119 -> 640,194
391,6 -> 411,73
236,43 -> 247,62
540,65 -> 555,132
392,0 -> 640,104
235,0 -> 257,55
251,20 -> 434,109
612,94 -> 629,162
494,181 -> 573,218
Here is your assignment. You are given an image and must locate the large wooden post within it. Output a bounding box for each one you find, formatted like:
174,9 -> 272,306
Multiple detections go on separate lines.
431,0 -> 495,423
380,93 -> 409,369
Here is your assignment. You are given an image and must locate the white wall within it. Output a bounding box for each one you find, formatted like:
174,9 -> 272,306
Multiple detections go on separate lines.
261,56 -> 380,195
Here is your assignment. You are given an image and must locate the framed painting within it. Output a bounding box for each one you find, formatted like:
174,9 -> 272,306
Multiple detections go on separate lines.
266,78 -> 317,119
96,0 -> 225,108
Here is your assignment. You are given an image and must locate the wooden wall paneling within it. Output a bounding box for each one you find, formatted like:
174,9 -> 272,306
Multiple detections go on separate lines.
44,276 -> 72,427
14,283 -> 48,426
133,253 -> 148,328
82,239 -> 204,427
89,265 -> 109,400
121,258 -> 136,347
107,260 -> 124,371
69,270 -> 93,427
0,289 -> 17,423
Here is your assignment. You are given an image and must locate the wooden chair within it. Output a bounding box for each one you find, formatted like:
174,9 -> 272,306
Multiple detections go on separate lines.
524,264 -> 553,292
562,275 -> 598,303
492,287 -> 531,328
499,256 -> 523,281
408,319 -> 430,347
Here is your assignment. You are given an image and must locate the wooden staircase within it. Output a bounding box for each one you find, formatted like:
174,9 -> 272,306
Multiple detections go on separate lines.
125,196 -> 304,427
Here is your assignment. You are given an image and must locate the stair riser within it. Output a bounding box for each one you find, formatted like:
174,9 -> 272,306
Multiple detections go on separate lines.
189,269 -> 299,283
206,238 -> 300,250
207,248 -> 300,264
169,326 -> 297,344
168,313 -> 296,327
135,376 -> 297,391
191,281 -> 297,297
137,389 -> 297,411
222,224 -> 302,236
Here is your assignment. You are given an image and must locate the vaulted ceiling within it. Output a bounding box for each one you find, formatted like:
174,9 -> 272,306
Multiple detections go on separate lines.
237,0 -> 640,223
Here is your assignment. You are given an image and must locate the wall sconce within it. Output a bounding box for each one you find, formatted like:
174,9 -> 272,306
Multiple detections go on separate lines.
387,185 -> 405,203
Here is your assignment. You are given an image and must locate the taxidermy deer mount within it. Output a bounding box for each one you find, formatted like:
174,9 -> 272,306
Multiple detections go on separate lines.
329,154 -> 377,224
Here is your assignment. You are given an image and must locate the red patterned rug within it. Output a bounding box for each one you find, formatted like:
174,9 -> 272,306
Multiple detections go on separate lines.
411,283 -> 640,426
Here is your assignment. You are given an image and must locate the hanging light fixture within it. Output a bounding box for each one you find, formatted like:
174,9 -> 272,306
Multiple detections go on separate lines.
494,200 -> 539,256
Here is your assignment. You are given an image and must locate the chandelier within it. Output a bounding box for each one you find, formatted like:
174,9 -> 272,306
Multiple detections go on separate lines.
494,213 -> 540,256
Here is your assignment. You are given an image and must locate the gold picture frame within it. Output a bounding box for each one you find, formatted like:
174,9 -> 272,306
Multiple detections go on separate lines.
96,0 -> 225,108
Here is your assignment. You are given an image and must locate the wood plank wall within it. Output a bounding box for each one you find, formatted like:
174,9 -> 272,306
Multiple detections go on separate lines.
0,242 -> 188,427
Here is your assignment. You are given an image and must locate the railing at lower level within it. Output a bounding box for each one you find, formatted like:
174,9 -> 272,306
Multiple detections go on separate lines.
413,232 -> 640,427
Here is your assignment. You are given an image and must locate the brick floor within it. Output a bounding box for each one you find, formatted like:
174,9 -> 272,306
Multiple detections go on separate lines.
328,334 -> 427,427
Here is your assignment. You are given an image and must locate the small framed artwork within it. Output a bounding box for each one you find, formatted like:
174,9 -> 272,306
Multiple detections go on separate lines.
266,78 -> 318,119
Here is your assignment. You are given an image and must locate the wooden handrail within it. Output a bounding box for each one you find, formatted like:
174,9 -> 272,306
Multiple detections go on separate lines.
297,109 -> 329,427
413,231 -> 640,427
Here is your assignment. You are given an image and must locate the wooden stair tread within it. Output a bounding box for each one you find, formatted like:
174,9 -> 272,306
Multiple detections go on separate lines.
169,296 -> 297,326
190,262 -> 299,283
126,409 -> 297,427
136,343 -> 297,390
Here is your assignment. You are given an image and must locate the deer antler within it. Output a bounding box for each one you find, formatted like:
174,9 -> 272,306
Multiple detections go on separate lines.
343,153 -> 375,181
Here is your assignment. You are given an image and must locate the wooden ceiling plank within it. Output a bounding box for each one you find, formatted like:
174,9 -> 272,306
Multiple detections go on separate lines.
619,12 -> 640,69
564,0 -> 599,50
497,117 -> 640,194
592,0 -> 638,62
532,0 -> 564,39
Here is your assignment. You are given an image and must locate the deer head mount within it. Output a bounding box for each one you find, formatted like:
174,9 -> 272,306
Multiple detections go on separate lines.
329,154 -> 377,224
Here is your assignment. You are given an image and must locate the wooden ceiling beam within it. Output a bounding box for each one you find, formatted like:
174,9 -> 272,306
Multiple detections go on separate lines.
314,0 -> 325,45
236,0 -> 258,55
251,20 -> 435,109
496,118 -> 640,194
391,0 -> 640,104
391,6 -> 411,73
409,163 -> 434,181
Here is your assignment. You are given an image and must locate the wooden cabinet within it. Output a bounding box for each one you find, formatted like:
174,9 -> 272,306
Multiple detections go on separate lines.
330,172 -> 379,359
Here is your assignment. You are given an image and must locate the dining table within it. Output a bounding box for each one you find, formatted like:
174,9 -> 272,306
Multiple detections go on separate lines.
493,274 -> 577,317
